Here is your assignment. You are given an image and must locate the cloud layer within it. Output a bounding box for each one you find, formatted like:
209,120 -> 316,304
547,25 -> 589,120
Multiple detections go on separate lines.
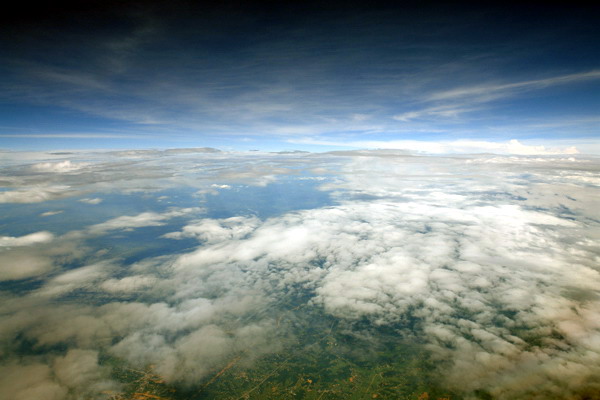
0,150 -> 598,399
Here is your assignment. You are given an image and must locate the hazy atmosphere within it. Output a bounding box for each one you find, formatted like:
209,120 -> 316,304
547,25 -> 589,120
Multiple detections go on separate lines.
1,2 -> 599,400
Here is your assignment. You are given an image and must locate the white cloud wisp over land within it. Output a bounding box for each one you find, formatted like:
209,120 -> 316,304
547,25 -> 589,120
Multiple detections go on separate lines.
0,150 -> 598,399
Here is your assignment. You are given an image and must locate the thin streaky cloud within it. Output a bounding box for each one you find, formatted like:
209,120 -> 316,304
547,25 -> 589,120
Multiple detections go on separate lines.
393,105 -> 481,122
289,138 -> 581,155
427,69 -> 600,102
0,134 -> 143,139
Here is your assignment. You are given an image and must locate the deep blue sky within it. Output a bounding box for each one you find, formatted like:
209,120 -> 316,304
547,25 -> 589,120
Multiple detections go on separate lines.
1,1 -> 599,153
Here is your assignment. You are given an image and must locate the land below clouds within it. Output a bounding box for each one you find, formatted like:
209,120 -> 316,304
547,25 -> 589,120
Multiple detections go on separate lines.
0,148 -> 599,399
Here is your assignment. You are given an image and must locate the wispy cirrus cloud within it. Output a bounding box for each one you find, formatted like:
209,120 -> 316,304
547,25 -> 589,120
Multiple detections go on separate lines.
426,69 -> 600,102
0,133 -> 143,139
1,4 -> 597,147
392,70 -> 600,123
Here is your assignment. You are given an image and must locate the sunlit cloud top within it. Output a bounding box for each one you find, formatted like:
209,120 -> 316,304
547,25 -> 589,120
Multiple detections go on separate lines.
0,149 -> 599,398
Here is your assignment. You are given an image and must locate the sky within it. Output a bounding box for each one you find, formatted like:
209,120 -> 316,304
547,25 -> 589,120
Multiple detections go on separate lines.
0,1 -> 599,153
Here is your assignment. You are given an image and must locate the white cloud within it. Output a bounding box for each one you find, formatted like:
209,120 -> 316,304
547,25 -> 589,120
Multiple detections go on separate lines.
0,362 -> 67,400
88,207 -> 202,234
40,210 -> 64,217
78,197 -> 103,205
35,262 -> 114,298
0,231 -> 88,282
99,275 -> 158,293
167,153 -> 599,397
53,349 -> 114,394
392,105 -> 477,121
0,231 -> 54,247
0,350 -> 115,400
0,186 -> 76,204
30,160 -> 88,173
163,216 -> 260,243
0,133 -> 140,139
392,110 -> 425,121
426,69 -> 600,102
0,251 -> 54,281
293,138 -> 580,155
0,150 -> 598,399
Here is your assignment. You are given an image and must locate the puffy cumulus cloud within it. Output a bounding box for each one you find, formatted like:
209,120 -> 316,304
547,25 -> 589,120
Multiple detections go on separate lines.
0,152 -> 177,204
110,318 -> 278,384
0,205 -> 198,282
87,207 -> 202,234
306,202 -> 599,398
34,261 -> 115,298
53,349 -> 115,394
0,350 -> 115,400
0,289 -> 280,387
213,165 -> 293,186
166,153 -> 600,398
0,231 -> 54,247
0,231 -> 88,282
0,151 -> 598,399
163,215 -> 260,243
99,275 -> 158,293
0,249 -> 55,281
0,361 -> 67,400
0,149 -> 334,207
0,216 -> 282,393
